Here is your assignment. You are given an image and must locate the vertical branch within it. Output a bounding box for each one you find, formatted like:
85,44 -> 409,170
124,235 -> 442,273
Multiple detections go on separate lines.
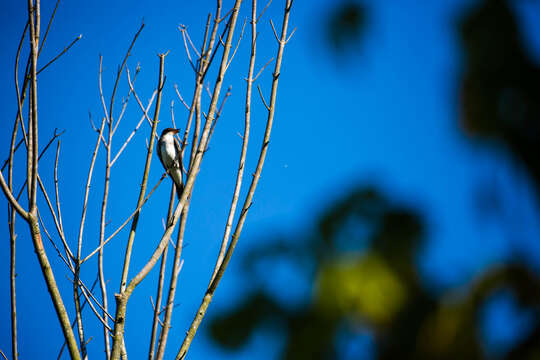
111,3 -> 244,357
119,53 -> 166,293
77,117 -> 106,257
176,1 -> 293,358
7,20 -> 29,360
183,2 -> 222,170
98,58 -> 113,360
74,115 -> 106,358
109,54 -> 166,360
26,0 -> 39,213
0,4 -> 81,360
212,0 -> 292,291
96,25 -> 145,358
210,0 -> 257,285
9,167 -> 19,360
28,214 -> 81,360
73,262 -> 87,359
109,23 -> 145,124
148,186 -> 175,360
8,205 -> 18,360
154,204 -> 189,360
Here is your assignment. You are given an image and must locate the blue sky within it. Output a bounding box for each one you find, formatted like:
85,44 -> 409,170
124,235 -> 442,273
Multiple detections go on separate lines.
1,0 -> 540,359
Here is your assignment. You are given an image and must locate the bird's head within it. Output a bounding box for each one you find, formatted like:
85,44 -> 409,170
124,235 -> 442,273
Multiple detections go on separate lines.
160,128 -> 180,137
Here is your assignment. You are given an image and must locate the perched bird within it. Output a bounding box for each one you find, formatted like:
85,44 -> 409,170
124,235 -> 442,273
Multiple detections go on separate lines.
157,128 -> 183,197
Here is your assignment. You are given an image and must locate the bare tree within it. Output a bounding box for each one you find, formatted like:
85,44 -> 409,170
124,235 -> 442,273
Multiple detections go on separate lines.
0,0 -> 294,359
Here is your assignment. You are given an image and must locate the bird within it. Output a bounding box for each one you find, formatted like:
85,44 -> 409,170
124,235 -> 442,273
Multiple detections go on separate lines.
157,128 -> 184,198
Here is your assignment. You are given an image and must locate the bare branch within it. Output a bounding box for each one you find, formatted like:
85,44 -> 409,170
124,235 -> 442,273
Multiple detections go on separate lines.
286,26 -> 297,43
112,2 -> 246,355
0,173 -> 28,220
270,19 -> 280,43
81,173 -> 168,264
37,34 -> 82,75
179,25 -> 197,72
174,85 -> 191,111
118,53 -> 167,297
257,84 -> 270,111
184,26 -> 201,58
109,21 -> 145,124
37,210 -> 72,271
77,116 -> 106,261
37,174 -> 75,263
225,17 -> 247,71
206,86 -> 232,150
54,140 -> 65,244
37,0 -> 61,58
126,69 -> 159,137
1,139 -> 23,172
111,90 -> 157,166
78,285 -> 114,332
256,0 -> 273,23
176,1 -> 293,357
148,186 -> 175,360
113,63 -> 141,135
0,349 -> 8,360
253,57 -> 274,81
210,0 -> 256,287
217,5 -> 233,23
154,204 -> 190,360
57,277 -> 99,360
99,56 -> 111,125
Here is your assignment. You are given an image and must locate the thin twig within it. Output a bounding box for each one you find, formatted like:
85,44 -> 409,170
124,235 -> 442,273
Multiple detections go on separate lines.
37,210 -> 72,271
37,174 -> 75,263
206,86 -> 232,150
256,0 -> 273,23
113,63 -> 141,135
111,90 -> 157,166
58,278 -> 100,359
54,140 -> 65,245
109,22 -> 145,125
1,139 -> 23,172
225,17 -> 247,71
37,0 -> 61,58
179,25 -> 197,72
0,349 -> 8,360
253,57 -> 274,81
99,56 -> 111,125
126,69 -> 159,137
257,84 -> 270,110
81,172 -> 167,264
37,34 -> 82,75
77,116 -> 106,264
184,27 -> 201,58
173,85 -> 191,111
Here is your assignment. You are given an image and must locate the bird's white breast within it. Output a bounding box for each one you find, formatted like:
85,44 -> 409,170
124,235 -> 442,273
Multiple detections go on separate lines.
160,133 -> 177,168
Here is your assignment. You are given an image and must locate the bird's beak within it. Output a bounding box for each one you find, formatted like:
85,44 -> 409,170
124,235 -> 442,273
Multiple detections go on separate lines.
172,129 -> 180,134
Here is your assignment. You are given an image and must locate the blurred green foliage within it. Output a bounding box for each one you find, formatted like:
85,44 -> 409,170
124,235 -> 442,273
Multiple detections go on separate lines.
327,2 -> 366,53
209,187 -> 540,359
459,0 -> 540,190
208,0 -> 540,358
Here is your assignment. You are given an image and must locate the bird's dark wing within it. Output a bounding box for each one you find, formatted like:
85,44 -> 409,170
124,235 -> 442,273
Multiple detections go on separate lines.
174,137 -> 182,160
156,138 -> 166,171
174,137 -> 184,172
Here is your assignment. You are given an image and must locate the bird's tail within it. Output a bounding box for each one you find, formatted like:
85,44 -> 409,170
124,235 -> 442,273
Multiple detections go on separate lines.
170,168 -> 184,198
175,183 -> 184,198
